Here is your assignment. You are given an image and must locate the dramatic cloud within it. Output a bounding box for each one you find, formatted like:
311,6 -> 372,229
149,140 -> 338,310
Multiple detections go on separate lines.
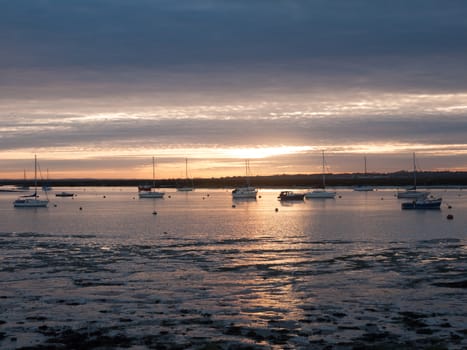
1,1 -> 467,178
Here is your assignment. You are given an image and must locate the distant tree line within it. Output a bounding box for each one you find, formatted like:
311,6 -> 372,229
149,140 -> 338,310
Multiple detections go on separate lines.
2,171 -> 467,188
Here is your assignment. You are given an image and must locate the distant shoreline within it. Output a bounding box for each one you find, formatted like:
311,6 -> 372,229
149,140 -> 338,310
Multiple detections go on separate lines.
2,171 -> 467,188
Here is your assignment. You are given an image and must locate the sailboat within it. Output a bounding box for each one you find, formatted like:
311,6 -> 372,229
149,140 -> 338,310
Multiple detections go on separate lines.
401,194 -> 442,210
13,155 -> 49,207
305,150 -> 336,199
177,158 -> 194,192
42,168 -> 52,192
353,155 -> 374,191
397,153 -> 429,199
15,169 -> 30,191
138,157 -> 165,198
232,160 -> 258,199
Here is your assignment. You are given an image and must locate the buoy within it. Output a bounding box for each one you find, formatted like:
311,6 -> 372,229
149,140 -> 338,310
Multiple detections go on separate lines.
103,195 -> 106,198
275,208 -> 279,212
79,207 -> 82,210
259,195 -> 262,199
447,214 -> 453,220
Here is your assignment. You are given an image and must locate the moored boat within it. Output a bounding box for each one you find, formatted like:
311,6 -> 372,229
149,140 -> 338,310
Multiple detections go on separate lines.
397,153 -> 430,199
401,195 -> 442,210
139,157 -> 165,199
232,186 -> 257,199
305,189 -> 336,198
278,191 -> 305,201
353,185 -> 374,192
55,191 -> 75,197
177,158 -> 194,192
397,188 -> 430,199
305,150 -> 336,199
177,186 -> 194,192
139,190 -> 165,198
13,155 -> 49,208
13,197 -> 49,207
353,156 -> 374,191
232,160 -> 257,199
138,184 -> 152,192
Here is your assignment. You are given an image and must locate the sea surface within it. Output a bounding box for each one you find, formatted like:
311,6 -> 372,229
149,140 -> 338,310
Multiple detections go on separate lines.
0,187 -> 466,349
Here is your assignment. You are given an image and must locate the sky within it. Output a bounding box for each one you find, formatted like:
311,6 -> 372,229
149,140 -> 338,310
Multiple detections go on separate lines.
1,0 -> 467,179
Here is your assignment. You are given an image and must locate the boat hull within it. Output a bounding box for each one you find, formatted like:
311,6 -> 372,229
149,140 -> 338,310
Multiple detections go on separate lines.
353,186 -> 374,192
177,187 -> 194,192
13,199 -> 49,207
232,193 -> 257,199
232,187 -> 257,199
305,190 -> 336,199
56,192 -> 74,197
401,198 -> 442,210
278,191 -> 305,201
139,191 -> 165,198
138,185 -> 152,192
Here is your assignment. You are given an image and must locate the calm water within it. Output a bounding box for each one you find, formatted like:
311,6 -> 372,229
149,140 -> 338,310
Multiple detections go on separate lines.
0,187 -> 466,349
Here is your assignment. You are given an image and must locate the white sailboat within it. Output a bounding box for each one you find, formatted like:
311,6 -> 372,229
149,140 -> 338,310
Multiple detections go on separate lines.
139,157 -> 165,198
353,155 -> 374,191
13,155 -> 49,208
305,150 -> 336,199
177,158 -> 194,191
232,160 -> 258,199
397,153 -> 429,199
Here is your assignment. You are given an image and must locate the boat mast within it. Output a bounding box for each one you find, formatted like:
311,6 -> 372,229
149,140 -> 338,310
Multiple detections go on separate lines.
413,152 -> 417,190
34,154 -> 38,199
245,159 -> 251,187
322,150 -> 326,189
364,155 -> 367,175
152,157 -> 156,190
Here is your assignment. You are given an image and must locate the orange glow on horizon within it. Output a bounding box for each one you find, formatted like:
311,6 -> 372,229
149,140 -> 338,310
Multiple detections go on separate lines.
1,142 -> 467,179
